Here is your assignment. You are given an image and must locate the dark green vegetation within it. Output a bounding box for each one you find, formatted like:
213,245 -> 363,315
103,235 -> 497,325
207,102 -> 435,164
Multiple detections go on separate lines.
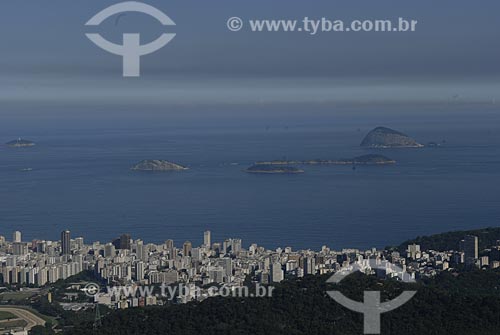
49,270 -> 102,302
29,324 -> 56,335
21,271 -> 103,334
64,270 -> 500,335
398,227 -> 500,252
31,295 -> 104,334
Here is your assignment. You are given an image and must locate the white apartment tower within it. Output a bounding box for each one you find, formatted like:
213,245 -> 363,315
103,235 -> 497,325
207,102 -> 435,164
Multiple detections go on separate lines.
13,231 -> 22,243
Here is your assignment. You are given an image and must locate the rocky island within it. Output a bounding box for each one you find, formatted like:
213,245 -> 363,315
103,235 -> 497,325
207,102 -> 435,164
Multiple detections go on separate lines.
246,164 -> 304,174
131,160 -> 188,172
6,138 -> 35,148
256,154 -> 396,166
360,127 -> 423,148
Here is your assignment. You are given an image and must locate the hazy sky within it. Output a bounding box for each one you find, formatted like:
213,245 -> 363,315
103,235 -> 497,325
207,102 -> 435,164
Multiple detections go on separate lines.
0,0 -> 499,105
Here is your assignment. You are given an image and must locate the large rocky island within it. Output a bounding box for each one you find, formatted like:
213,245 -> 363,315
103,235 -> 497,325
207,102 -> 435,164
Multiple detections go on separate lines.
256,154 -> 396,166
131,160 -> 188,172
361,127 -> 423,148
246,164 -> 304,174
6,138 -> 35,148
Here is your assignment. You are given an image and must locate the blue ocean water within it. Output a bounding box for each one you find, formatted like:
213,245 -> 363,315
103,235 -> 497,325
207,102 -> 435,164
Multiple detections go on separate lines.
1,105 -> 499,250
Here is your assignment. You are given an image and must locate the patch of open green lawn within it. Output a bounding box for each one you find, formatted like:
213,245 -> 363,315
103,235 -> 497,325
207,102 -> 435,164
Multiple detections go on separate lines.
0,319 -> 27,330
0,311 -> 16,320
0,291 -> 34,302
0,306 -> 58,326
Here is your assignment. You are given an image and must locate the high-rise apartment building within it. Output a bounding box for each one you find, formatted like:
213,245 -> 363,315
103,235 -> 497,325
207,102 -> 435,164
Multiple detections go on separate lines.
460,235 -> 478,265
407,244 -> 421,259
183,241 -> 192,257
204,231 -> 211,248
61,230 -> 71,255
271,262 -> 284,283
13,231 -> 22,243
13,242 -> 28,256
135,261 -> 145,281
120,234 -> 131,250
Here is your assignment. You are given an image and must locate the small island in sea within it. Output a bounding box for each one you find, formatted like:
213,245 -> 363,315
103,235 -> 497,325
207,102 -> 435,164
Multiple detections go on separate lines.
256,154 -> 396,166
246,164 -> 304,174
360,126 -> 423,148
6,138 -> 36,148
131,160 -> 188,172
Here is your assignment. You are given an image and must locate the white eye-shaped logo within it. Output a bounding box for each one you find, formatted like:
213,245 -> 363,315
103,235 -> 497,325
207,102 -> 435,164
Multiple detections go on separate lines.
327,259 -> 417,334
85,1 -> 176,77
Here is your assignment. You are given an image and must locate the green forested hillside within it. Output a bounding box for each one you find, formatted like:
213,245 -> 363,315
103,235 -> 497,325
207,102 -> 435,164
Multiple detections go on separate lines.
397,227 -> 500,252
64,270 -> 500,335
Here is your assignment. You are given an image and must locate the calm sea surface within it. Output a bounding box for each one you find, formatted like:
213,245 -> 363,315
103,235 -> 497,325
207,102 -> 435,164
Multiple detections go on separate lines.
1,105 -> 499,250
